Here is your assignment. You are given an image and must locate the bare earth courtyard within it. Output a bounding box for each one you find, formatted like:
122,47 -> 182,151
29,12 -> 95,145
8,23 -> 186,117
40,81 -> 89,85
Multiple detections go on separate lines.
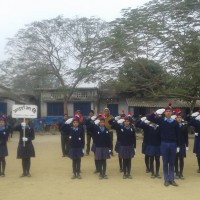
1,132 -> 200,200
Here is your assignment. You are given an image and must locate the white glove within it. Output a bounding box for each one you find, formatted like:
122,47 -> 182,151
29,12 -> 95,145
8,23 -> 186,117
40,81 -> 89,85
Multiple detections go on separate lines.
192,112 -> 199,117
186,147 -> 189,151
115,116 -> 121,120
176,147 -> 180,153
82,149 -> 85,154
94,119 -> 100,125
171,115 -> 177,120
155,108 -> 165,115
134,148 -> 136,153
195,132 -> 198,136
117,119 -> 125,124
141,117 -> 147,121
22,137 -> 28,142
21,122 -> 26,127
195,115 -> 200,121
91,116 -> 97,121
144,120 -> 150,124
109,150 -> 111,153
65,118 -> 73,124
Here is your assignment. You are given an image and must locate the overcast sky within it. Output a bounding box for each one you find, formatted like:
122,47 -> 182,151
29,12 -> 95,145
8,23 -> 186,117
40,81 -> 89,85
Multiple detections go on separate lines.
0,0 -> 150,60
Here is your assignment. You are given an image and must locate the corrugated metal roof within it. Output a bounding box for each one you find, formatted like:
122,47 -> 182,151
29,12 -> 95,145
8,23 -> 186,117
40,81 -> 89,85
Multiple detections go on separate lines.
126,98 -> 199,108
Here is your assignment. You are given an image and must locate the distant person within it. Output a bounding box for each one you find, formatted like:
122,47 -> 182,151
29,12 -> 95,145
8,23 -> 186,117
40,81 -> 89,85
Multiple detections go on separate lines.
0,117 -> 9,177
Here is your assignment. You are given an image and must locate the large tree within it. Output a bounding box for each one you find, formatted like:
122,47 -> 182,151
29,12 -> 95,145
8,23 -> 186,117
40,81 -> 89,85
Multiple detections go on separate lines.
4,16 -> 113,113
107,0 -> 200,111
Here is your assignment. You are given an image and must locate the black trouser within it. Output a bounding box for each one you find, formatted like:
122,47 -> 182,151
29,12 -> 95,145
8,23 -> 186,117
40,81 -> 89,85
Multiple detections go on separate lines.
98,160 -> 107,176
61,135 -> 70,156
86,134 -> 92,154
145,155 -> 150,171
72,158 -> 81,175
22,158 -> 31,175
150,156 -> 160,175
175,154 -> 184,175
123,159 -> 131,175
0,157 -> 6,174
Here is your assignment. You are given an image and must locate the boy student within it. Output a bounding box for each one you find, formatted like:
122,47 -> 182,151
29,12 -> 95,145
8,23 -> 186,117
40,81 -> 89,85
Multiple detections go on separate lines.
147,103 -> 180,187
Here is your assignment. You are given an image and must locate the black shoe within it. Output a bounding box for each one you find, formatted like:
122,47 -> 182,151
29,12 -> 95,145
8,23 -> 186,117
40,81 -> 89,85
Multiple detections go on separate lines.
77,174 -> 82,179
151,173 -> 155,178
71,174 -> 76,179
197,169 -> 200,173
27,173 -> 31,177
164,181 -> 170,187
155,173 -> 161,179
146,169 -> 150,173
20,173 -> 27,177
1,173 -> 5,177
170,180 -> 178,186
175,174 -> 179,179
179,174 -> 185,180
99,175 -> 103,180
123,174 -> 127,179
127,174 -> 132,179
103,174 -> 108,179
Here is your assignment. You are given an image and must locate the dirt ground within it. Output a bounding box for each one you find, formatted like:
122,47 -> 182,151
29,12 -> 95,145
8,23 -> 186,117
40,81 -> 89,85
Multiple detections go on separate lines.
1,132 -> 200,200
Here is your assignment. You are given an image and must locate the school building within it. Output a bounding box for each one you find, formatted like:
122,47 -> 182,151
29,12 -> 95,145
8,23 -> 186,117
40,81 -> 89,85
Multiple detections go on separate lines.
1,86 -> 200,118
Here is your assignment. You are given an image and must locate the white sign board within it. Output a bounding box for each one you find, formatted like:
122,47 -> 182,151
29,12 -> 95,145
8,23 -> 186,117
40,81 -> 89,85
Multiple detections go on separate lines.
12,105 -> 38,118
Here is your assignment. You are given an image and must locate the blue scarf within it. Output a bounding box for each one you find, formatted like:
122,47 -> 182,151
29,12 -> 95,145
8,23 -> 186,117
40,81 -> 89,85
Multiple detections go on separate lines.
0,126 -> 5,132
100,126 -> 105,132
164,117 -> 174,123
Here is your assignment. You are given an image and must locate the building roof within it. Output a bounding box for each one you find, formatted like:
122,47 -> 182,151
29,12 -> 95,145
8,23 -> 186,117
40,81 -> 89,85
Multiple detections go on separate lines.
126,98 -> 200,108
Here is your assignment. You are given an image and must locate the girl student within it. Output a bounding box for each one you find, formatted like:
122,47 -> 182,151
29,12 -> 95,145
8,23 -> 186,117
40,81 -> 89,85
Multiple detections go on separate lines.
68,117 -> 85,179
135,117 -> 161,178
91,117 -> 111,179
14,119 -> 35,177
0,117 -> 9,177
109,116 -> 136,179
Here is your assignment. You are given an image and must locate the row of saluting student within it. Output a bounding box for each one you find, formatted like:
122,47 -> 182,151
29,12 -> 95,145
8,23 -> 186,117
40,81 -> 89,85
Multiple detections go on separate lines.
1,106 -> 200,186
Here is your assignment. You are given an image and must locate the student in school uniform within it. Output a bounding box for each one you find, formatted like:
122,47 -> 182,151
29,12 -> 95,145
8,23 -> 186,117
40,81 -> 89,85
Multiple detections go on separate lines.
68,117 -> 85,179
0,117 -> 9,177
187,111 -> 200,173
85,110 -> 95,156
135,117 -> 151,173
14,119 -> 35,177
135,117 -> 161,178
174,112 -> 189,179
91,117 -> 111,179
147,105 -> 180,187
109,116 -> 136,179
103,108 -> 114,156
59,113 -> 70,157
110,114 -> 124,173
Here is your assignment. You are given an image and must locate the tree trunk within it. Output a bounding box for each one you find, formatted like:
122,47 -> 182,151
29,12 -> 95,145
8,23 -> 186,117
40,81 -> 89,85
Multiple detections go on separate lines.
64,94 -> 68,114
190,99 -> 196,114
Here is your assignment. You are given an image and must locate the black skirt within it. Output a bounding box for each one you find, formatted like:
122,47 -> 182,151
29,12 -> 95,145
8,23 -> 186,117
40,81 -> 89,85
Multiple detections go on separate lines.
17,142 -> 35,159
0,143 -> 8,157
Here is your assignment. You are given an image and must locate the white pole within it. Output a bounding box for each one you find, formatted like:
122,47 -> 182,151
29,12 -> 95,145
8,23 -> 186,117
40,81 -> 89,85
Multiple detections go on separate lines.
23,118 -> 26,147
